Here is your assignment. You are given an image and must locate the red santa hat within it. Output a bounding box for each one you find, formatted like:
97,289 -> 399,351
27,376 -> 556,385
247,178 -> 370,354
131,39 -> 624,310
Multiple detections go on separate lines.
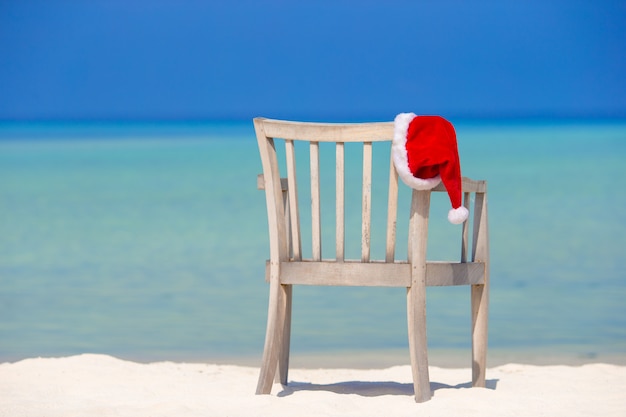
392,112 -> 469,224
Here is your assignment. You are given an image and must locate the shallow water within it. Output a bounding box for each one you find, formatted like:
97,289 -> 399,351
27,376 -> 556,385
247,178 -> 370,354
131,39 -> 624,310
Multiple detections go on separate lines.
1,119 -> 625,365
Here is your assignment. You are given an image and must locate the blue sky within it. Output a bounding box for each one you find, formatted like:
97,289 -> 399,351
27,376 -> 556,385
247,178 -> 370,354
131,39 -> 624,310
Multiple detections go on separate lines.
1,0 -> 625,121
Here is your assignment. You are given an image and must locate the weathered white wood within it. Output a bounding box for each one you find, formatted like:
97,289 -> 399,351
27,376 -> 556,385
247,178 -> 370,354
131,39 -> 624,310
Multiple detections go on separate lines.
278,182 -> 293,384
257,174 -> 287,191
461,192 -> 470,263
277,284 -> 292,385
255,278 -> 289,394
266,260 -> 485,287
279,261 -> 411,287
282,187 -> 292,258
285,140 -> 302,260
310,142 -> 321,261
427,262 -> 486,286
361,142 -> 372,262
385,153 -> 399,262
257,117 -> 393,142
471,191 -> 489,388
253,117 -> 489,403
407,190 -> 432,402
254,119 -> 291,395
254,122 -> 289,264
433,177 -> 486,193
336,142 -> 345,261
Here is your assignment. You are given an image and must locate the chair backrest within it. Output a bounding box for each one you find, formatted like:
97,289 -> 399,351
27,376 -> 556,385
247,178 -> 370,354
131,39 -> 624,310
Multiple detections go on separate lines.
254,118 -> 398,262
255,118 -> 487,277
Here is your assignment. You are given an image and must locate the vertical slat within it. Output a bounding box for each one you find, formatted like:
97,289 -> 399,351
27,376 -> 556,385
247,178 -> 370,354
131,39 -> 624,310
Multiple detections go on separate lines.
335,142 -> 345,261
461,192 -> 470,263
361,142 -> 372,262
283,189 -> 292,258
385,152 -> 399,262
285,140 -> 302,260
407,189 -> 433,402
471,191 -> 489,388
310,142 -> 322,261
471,192 -> 487,262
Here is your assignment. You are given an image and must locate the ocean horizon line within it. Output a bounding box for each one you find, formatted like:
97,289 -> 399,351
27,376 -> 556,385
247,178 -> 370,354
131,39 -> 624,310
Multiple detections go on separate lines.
1,115 -> 625,142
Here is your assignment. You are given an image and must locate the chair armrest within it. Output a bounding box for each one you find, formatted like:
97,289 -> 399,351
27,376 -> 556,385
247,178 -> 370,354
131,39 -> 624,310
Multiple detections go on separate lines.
257,174 -> 289,191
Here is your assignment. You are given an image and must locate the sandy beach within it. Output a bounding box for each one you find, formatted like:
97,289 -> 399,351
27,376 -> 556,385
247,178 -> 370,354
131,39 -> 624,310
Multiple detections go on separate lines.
1,354 -> 625,417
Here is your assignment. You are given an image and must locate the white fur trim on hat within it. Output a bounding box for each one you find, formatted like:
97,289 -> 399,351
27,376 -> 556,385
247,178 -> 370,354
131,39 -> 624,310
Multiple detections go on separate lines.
392,112 -> 441,190
448,206 -> 469,224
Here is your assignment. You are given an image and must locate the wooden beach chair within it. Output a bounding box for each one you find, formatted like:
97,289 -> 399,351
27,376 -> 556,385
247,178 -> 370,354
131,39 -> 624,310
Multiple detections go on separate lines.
254,117 -> 489,402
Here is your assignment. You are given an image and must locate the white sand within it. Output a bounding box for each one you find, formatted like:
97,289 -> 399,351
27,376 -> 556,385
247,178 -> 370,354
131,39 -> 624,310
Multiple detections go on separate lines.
1,354 -> 625,417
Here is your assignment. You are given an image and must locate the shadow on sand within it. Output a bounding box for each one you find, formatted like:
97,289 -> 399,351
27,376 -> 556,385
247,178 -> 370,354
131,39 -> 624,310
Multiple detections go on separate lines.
277,379 -> 498,398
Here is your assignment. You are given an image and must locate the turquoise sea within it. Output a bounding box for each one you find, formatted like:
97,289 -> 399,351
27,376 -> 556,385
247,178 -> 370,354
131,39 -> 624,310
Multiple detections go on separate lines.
1,119 -> 625,367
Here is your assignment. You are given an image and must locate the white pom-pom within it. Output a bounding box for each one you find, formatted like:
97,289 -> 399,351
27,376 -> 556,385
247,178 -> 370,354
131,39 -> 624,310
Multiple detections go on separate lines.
448,206 -> 469,224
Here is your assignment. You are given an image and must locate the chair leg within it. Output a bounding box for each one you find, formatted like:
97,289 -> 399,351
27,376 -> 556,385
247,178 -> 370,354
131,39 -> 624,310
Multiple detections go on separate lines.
406,189 -> 432,402
277,284 -> 292,385
407,284 -> 432,403
471,284 -> 488,387
256,279 -> 288,394
471,191 -> 489,387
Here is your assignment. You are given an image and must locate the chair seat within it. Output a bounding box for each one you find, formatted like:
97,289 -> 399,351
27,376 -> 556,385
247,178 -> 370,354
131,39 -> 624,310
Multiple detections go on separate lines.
266,260 -> 486,287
